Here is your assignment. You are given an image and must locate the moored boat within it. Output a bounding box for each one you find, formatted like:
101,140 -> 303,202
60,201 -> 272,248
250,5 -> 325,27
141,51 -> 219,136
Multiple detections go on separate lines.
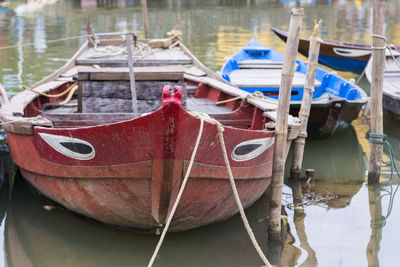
221,38 -> 368,139
365,49 -> 400,117
0,33 -> 300,232
271,27 -> 374,74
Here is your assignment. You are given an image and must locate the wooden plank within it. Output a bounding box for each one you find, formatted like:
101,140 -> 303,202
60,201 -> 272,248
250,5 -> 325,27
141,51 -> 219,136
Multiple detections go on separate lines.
184,66 -> 206,77
78,65 -> 188,81
75,48 -> 192,67
184,74 -> 278,110
82,81 -> 184,100
229,69 -> 321,87
82,98 -> 162,113
44,113 -> 135,127
186,97 -> 232,114
239,59 -> 284,65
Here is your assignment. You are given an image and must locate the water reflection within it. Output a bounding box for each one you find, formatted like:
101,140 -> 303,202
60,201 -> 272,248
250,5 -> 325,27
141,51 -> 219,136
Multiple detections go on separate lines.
4,175 -> 293,267
0,0 -> 400,266
367,184 -> 383,267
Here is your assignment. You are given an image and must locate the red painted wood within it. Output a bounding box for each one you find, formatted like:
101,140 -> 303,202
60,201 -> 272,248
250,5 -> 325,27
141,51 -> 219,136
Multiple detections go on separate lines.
6,81 -> 278,231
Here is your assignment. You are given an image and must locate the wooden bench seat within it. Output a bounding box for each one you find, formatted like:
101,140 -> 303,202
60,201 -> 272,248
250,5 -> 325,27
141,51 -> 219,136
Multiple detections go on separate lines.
229,69 -> 321,88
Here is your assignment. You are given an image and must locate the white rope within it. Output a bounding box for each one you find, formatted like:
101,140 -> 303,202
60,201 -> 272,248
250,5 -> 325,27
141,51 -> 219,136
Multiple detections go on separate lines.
0,35 -> 87,50
147,111 -> 272,267
88,41 -> 153,59
147,116 -> 205,267
216,91 -> 277,105
215,123 -> 273,267
371,34 -> 400,70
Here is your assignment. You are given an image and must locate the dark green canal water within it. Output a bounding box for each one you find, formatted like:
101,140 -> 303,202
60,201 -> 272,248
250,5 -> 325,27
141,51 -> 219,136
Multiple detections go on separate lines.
0,0 -> 399,266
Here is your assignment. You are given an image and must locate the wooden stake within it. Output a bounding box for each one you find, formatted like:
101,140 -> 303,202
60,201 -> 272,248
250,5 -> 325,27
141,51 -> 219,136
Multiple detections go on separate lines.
366,184 -> 383,266
269,7 -> 304,240
368,0 -> 386,183
141,0 -> 149,39
126,34 -> 139,117
290,20 -> 322,180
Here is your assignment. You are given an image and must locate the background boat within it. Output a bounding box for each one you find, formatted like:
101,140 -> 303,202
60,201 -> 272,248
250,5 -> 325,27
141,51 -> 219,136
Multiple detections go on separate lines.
365,49 -> 400,117
271,27 -> 373,75
221,38 -> 368,139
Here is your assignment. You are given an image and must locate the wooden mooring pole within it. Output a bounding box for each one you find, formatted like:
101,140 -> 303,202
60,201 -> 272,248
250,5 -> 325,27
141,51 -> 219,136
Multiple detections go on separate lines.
290,20 -> 322,180
269,7 -> 304,240
368,0 -> 386,183
141,0 -> 149,39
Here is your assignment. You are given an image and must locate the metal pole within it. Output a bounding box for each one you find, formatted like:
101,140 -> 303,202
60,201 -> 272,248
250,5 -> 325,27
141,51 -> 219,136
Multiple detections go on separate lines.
126,34 -> 139,117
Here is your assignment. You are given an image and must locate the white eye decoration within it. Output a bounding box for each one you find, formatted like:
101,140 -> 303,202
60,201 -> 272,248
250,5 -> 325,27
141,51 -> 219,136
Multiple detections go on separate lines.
38,133 -> 95,160
231,137 -> 274,162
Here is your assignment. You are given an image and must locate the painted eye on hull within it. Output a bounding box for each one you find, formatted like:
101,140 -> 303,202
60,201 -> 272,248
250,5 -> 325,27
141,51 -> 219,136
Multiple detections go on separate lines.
333,48 -> 372,58
231,137 -> 274,162
38,133 -> 95,160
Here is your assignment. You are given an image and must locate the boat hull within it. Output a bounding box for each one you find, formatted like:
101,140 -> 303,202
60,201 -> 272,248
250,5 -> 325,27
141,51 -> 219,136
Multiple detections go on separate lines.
220,38 -> 368,139
6,101 -> 276,231
271,27 -> 372,74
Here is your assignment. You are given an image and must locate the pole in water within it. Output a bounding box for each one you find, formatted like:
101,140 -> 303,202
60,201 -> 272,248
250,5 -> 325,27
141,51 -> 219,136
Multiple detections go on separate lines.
368,0 -> 386,183
126,34 -> 139,117
141,0 -> 149,39
290,20 -> 322,180
269,7 -> 304,241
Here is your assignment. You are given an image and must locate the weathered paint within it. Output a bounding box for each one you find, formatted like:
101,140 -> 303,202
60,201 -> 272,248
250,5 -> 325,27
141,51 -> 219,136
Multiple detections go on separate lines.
7,86 -> 276,231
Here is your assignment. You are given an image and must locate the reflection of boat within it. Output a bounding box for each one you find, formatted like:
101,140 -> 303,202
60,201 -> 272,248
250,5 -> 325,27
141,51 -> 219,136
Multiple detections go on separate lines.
287,124 -> 366,208
1,33 -> 299,232
5,177 -> 290,267
0,6 -> 13,16
221,39 -> 368,138
271,27 -> 373,74
365,50 -> 400,117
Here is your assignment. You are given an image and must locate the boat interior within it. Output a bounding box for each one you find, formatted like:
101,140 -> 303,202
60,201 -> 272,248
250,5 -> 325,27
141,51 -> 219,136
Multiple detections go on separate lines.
21,39 -> 275,131
221,40 -> 365,102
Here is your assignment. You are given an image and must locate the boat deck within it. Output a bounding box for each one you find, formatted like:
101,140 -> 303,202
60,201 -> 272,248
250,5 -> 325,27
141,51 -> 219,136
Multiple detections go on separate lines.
229,68 -> 321,88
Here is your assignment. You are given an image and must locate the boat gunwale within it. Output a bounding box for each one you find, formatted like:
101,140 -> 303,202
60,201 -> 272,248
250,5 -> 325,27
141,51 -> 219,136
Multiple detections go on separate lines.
0,38 -> 300,135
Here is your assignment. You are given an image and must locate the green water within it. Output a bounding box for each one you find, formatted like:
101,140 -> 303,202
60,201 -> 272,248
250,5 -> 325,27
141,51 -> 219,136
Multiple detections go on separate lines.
0,0 -> 399,266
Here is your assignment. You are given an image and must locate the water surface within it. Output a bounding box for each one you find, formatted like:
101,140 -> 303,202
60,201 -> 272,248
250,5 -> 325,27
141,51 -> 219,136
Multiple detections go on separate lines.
0,0 -> 399,266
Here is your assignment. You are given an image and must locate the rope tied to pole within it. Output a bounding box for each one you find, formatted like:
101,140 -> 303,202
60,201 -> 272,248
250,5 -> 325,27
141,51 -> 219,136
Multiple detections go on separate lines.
216,91 -> 277,105
147,111 -> 273,267
368,132 -> 400,228
371,34 -> 400,70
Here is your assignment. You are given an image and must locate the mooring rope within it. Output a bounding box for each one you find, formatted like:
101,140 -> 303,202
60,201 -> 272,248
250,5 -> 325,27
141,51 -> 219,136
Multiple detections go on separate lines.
215,120 -> 273,267
147,116 -> 205,267
216,91 -> 277,105
371,34 -> 400,70
147,112 -> 272,267
0,35 -> 87,50
87,41 -> 153,59
22,82 -> 78,98
368,133 -> 400,228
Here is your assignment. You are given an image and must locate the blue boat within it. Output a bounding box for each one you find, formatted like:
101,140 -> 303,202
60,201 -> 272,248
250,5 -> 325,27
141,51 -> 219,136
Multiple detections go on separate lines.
221,39 -> 368,139
271,27 -> 373,75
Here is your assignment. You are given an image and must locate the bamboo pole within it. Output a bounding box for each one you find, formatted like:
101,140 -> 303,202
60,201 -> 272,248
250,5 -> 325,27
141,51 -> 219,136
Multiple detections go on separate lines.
269,8 -> 304,240
368,0 -> 386,183
366,184 -> 383,267
290,20 -> 322,180
141,0 -> 149,39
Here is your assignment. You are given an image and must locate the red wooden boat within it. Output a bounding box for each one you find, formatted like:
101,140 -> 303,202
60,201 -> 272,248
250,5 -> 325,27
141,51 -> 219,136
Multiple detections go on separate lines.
1,34 -> 299,232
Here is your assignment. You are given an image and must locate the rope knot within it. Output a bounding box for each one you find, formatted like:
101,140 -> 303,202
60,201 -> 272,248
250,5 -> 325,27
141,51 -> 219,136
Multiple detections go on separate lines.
368,133 -> 387,144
